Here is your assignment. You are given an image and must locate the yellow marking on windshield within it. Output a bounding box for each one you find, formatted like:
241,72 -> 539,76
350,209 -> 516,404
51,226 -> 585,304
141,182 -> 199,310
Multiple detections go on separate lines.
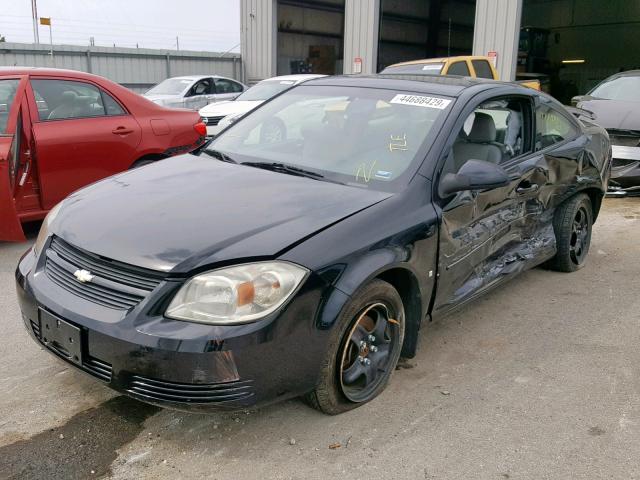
355,160 -> 377,183
389,133 -> 408,152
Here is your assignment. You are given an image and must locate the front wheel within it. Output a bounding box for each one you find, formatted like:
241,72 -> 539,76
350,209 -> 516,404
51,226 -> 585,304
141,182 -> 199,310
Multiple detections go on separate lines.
547,193 -> 593,272
305,279 -> 405,415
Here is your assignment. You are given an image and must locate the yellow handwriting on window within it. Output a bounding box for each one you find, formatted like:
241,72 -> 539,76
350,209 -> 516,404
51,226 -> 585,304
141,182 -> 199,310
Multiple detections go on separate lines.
389,133 -> 408,152
355,160 -> 377,183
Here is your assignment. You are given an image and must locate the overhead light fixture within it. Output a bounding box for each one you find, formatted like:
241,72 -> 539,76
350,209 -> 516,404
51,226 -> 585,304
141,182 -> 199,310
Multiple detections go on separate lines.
562,59 -> 586,64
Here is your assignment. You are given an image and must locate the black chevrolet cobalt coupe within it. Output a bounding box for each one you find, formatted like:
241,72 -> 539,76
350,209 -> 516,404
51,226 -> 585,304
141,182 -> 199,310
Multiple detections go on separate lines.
16,75 -> 610,414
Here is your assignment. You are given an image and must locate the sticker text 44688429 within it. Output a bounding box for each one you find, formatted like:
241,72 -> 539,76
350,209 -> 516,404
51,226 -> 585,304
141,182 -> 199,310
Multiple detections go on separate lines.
390,94 -> 451,109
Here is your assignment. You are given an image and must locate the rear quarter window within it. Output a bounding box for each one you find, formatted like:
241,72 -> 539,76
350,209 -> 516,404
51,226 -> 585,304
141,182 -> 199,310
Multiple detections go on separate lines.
447,61 -> 471,77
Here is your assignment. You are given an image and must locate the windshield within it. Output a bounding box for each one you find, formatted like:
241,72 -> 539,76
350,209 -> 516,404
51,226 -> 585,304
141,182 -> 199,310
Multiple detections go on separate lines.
146,78 -> 192,96
590,76 -> 640,102
206,85 -> 452,192
235,80 -> 295,102
381,63 -> 445,75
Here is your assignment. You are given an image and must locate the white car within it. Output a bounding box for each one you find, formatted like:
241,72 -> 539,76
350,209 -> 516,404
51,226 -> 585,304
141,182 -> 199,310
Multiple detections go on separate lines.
144,75 -> 247,110
199,74 -> 325,136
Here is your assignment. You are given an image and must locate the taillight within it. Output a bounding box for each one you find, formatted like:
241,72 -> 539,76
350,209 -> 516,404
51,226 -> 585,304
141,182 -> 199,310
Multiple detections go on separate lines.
194,121 -> 207,137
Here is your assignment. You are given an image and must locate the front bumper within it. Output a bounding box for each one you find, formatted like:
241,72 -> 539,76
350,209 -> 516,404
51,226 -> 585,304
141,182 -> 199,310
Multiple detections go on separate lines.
15,248 -> 333,412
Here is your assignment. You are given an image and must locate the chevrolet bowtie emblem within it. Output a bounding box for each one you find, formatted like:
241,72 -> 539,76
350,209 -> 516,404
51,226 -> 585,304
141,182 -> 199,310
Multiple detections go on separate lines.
73,269 -> 94,283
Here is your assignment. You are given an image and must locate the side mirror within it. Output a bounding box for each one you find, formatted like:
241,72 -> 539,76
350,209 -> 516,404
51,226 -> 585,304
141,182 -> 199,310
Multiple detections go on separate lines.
571,95 -> 590,106
440,159 -> 510,197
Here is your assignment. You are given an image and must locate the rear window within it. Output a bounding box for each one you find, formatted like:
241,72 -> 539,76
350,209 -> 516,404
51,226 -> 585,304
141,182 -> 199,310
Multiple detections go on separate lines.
381,63 -> 444,75
0,79 -> 20,134
472,60 -> 494,79
447,61 -> 471,76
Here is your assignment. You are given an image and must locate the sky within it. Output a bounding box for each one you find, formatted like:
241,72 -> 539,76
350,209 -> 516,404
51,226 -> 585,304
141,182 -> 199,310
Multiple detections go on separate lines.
1,0 -> 240,53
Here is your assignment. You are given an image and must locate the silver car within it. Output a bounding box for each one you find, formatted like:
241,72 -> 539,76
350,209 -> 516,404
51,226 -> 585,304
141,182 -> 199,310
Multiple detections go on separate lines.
144,75 -> 247,110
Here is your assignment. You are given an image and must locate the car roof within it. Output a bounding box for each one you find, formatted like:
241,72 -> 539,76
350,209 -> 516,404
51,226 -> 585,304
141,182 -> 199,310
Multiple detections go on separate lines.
259,74 -> 326,84
605,70 -> 640,79
0,66 -> 105,78
167,75 -> 226,81
389,56 -> 492,67
302,74 -> 519,98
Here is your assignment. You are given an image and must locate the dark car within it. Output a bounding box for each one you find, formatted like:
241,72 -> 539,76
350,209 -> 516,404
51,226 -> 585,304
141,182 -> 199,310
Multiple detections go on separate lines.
16,75 -> 610,415
572,70 -> 640,195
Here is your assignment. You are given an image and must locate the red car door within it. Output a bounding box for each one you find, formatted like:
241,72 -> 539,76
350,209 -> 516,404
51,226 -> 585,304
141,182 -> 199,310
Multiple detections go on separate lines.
0,75 -> 29,241
28,77 -> 142,209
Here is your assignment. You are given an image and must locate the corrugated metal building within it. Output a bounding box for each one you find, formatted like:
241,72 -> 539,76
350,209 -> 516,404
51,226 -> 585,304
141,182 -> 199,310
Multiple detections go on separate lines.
0,42 -> 242,92
240,0 -> 521,82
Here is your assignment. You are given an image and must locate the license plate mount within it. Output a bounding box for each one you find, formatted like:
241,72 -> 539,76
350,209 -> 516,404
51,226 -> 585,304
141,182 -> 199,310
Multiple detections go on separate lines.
38,309 -> 83,366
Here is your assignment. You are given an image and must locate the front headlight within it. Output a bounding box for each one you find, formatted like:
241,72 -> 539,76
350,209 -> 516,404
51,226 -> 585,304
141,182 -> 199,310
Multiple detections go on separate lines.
166,261 -> 308,325
33,201 -> 63,257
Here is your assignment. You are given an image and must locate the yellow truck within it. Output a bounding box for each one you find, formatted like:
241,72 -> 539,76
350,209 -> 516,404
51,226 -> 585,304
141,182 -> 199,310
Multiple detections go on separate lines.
381,55 -> 541,90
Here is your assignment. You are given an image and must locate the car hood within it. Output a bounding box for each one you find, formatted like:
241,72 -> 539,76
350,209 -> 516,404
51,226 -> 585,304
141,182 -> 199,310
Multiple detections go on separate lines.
199,100 -> 263,117
578,99 -> 640,130
53,155 -> 392,274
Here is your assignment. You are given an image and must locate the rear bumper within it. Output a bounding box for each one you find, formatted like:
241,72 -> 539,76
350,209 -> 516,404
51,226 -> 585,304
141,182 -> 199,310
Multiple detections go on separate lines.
15,249 -> 332,412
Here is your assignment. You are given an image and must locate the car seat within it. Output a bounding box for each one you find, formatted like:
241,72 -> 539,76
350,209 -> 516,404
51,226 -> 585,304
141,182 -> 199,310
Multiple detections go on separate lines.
452,112 -> 502,171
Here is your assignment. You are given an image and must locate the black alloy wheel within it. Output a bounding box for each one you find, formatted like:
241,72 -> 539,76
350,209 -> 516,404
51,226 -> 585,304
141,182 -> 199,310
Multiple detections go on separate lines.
339,302 -> 401,402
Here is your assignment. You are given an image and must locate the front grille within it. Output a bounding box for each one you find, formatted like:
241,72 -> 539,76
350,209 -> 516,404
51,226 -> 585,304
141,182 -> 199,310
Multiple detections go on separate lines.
44,236 -> 165,310
203,115 -> 225,126
607,129 -> 640,147
127,375 -> 254,404
84,357 -> 113,382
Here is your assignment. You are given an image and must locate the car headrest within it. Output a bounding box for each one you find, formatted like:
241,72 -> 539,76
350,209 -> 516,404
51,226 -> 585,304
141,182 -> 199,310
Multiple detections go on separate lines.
60,91 -> 78,103
467,112 -> 497,143
74,95 -> 95,105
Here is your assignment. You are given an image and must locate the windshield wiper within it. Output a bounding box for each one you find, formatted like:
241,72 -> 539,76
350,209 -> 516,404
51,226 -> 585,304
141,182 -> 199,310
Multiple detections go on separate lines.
202,148 -> 237,164
242,161 -> 325,180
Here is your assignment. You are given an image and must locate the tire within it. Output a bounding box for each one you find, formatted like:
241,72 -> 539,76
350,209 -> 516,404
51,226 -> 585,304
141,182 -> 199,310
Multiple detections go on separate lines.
304,279 -> 405,415
547,193 -> 593,272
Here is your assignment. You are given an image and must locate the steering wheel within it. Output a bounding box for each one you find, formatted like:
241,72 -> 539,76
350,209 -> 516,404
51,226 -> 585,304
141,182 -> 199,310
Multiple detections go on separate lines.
260,118 -> 287,144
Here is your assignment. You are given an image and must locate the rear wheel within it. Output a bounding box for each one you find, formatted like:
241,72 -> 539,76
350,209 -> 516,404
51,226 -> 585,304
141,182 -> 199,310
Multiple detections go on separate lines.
547,193 -> 593,272
305,280 -> 405,415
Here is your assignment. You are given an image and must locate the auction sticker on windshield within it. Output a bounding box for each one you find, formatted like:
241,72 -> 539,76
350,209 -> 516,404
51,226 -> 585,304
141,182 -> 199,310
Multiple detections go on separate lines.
390,94 -> 451,109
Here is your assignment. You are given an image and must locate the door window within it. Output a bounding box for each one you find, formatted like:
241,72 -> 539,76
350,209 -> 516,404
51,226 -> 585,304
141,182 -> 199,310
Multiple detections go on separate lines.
30,79 -> 126,121
215,78 -> 243,94
0,79 -> 20,133
446,97 -> 531,174
447,61 -> 471,77
189,78 -> 213,96
535,102 -> 578,150
471,60 -> 494,79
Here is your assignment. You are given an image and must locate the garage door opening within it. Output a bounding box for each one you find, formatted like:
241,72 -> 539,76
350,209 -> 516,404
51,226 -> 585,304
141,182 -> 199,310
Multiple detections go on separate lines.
520,0 -> 640,103
276,0 -> 345,76
377,0 -> 476,72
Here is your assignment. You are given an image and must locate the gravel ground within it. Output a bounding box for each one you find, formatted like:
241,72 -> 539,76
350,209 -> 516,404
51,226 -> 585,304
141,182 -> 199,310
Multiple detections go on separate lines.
0,198 -> 638,480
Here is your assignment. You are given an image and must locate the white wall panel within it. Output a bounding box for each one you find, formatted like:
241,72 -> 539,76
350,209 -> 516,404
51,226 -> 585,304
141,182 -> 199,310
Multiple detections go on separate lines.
472,0 -> 523,81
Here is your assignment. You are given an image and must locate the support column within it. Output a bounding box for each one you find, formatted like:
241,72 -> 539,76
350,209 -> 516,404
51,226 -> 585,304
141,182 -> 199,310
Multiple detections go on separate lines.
343,0 -> 381,74
240,0 -> 277,83
472,0 -> 523,81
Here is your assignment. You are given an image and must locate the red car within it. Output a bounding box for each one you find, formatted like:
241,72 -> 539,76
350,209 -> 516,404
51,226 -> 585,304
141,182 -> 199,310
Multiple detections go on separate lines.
0,67 -> 206,241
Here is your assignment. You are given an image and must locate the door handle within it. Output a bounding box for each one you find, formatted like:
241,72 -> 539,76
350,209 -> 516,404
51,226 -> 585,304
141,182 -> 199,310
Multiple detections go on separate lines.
516,183 -> 539,195
112,127 -> 134,135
